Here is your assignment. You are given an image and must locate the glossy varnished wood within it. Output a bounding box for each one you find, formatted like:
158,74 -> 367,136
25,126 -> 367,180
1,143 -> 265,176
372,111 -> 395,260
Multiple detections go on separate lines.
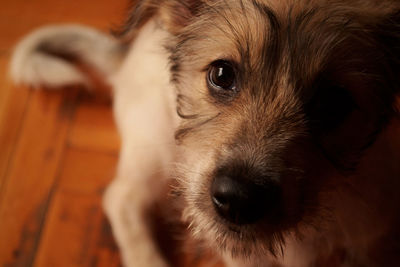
0,1 -> 225,266
0,0 -> 125,266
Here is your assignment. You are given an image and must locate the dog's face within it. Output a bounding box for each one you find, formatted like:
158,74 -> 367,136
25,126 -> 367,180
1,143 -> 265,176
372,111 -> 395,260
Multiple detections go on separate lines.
122,0 -> 399,259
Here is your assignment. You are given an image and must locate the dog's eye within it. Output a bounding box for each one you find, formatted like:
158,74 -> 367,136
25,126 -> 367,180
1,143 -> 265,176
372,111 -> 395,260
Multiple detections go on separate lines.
207,60 -> 237,94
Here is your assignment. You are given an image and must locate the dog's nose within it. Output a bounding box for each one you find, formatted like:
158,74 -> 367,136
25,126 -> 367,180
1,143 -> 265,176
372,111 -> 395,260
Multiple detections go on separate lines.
211,175 -> 282,225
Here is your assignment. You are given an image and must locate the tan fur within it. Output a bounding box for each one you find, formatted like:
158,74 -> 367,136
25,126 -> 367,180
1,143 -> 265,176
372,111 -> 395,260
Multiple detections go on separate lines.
10,0 -> 400,266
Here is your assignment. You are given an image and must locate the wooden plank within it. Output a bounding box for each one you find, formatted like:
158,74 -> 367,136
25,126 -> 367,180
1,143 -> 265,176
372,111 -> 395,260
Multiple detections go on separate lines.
0,0 -> 127,198
33,193 -> 110,267
33,148 -> 120,267
0,0 -> 129,53
0,54 -> 31,192
0,89 -> 77,266
0,0 -> 225,265
48,145 -> 118,196
32,147 -> 222,267
91,217 -> 122,267
68,102 -> 120,153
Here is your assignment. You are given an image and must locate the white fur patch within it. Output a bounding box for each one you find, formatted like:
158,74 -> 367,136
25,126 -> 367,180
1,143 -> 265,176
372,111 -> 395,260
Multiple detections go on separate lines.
10,25 -> 122,88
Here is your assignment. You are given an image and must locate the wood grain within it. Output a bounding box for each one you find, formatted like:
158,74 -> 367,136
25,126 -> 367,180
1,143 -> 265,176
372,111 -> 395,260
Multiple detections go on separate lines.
0,89 -> 77,266
0,1 -> 225,266
33,149 -> 119,267
68,102 -> 120,153
0,0 -> 126,266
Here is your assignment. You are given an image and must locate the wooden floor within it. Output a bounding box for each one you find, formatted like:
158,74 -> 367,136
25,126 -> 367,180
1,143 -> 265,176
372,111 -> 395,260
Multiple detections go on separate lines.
0,1 -> 223,266
0,1 -> 127,266
0,0 -> 225,267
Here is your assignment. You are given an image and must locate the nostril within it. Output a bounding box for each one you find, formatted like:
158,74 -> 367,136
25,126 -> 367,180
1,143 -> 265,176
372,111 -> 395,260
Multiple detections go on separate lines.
211,175 -> 242,223
211,175 -> 282,225
211,175 -> 240,213
212,194 -> 228,208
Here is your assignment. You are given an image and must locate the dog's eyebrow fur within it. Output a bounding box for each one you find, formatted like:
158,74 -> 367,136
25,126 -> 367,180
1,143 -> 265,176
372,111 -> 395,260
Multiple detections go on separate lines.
168,1 -> 285,98
249,0 -> 283,96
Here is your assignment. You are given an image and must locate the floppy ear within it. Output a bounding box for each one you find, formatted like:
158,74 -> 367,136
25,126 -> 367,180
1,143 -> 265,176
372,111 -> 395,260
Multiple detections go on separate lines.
377,10 -> 400,80
376,9 -> 400,112
359,7 -> 400,114
116,0 -> 203,41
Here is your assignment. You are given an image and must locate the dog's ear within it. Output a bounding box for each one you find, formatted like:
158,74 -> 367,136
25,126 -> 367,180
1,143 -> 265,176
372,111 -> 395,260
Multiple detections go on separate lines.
375,9 -> 400,82
158,0 -> 204,33
375,9 -> 400,112
116,0 -> 204,41
357,7 -> 400,113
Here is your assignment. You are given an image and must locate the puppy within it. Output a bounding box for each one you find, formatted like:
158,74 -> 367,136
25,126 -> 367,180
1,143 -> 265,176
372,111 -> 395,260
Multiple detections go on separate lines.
10,0 -> 400,266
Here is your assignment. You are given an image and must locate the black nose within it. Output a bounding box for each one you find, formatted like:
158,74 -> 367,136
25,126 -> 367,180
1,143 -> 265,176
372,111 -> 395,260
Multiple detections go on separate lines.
211,175 -> 282,225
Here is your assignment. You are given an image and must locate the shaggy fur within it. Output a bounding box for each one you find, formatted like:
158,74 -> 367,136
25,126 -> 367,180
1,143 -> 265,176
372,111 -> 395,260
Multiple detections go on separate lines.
10,0 -> 400,266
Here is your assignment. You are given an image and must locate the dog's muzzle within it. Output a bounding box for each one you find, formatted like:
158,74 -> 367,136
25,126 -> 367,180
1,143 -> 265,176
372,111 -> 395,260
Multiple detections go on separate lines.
211,171 -> 283,225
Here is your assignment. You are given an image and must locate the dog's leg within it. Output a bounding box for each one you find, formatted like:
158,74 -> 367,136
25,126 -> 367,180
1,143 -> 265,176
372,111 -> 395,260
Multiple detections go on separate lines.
10,21 -> 177,266
223,255 -> 280,267
103,143 -> 174,267
104,20 -> 177,266
103,164 -> 169,267
222,257 -> 249,267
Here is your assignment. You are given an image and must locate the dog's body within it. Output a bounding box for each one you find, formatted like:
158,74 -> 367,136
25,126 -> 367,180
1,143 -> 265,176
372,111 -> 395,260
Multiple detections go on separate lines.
10,0 -> 400,266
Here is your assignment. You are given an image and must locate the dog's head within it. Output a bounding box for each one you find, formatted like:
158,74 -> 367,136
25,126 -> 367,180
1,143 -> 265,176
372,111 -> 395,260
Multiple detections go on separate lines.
121,0 -> 400,259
